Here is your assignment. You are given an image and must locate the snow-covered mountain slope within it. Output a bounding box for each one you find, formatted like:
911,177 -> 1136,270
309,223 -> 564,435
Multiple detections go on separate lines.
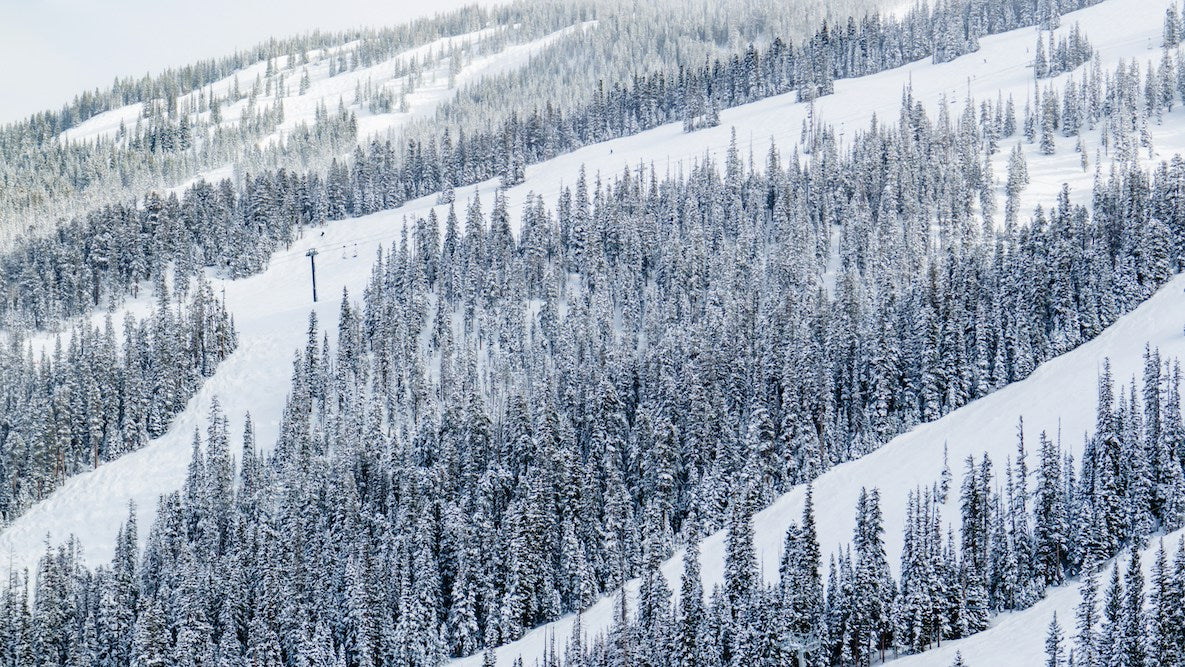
0,12 -> 604,246
0,1 -> 1179,665
450,270 -> 1185,667
894,530 -> 1184,667
58,20 -> 595,150
0,0 -> 504,125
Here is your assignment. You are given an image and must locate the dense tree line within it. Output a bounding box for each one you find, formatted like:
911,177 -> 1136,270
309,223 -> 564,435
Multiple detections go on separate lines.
0,278 -> 237,526
4,83 -> 1185,661
579,347 -> 1185,667
1033,22 -> 1094,79
1,0 -> 877,242
1,0 -> 1116,284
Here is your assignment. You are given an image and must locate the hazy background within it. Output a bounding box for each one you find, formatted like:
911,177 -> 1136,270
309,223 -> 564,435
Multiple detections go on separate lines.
0,0 -> 497,125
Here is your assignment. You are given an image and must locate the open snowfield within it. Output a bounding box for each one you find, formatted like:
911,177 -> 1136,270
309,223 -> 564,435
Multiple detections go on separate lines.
3,0 -> 1182,665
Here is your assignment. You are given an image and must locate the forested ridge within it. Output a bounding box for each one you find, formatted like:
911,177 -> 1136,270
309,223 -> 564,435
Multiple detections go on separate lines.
0,0 -> 1105,328
0,0 -> 877,242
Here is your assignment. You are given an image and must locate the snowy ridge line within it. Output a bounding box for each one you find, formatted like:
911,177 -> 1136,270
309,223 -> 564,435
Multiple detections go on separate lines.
0,12 -> 593,248
54,23 -> 510,145
60,21 -> 586,152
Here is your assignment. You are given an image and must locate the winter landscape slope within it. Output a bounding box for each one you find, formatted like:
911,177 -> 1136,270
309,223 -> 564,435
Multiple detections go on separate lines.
0,0 -> 506,125
57,21 -> 596,149
0,12 -> 605,246
49,19 -> 596,203
0,0 -> 1178,665
456,256 -> 1185,667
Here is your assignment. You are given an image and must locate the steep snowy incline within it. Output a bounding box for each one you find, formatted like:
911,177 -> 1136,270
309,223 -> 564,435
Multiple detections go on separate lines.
893,527 -> 1185,667
0,0 -> 1177,659
351,20 -> 596,142
450,269 -> 1185,667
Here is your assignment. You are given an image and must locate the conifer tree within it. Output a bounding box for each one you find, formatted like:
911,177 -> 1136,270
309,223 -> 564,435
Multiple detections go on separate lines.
1119,549 -> 1147,667
1075,561 -> 1100,667
1045,612 -> 1065,667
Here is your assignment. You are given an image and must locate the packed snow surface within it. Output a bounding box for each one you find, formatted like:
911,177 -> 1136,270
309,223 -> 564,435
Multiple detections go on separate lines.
1,1 -> 1180,666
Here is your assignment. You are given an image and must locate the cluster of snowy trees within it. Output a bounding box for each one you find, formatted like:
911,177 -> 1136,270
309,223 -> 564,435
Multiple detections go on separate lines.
576,346 -> 1185,667
0,277 -> 237,527
1067,536 -> 1185,667
1,180 -> 304,329
1016,25 -> 1185,165
1033,22 -> 1094,79
5,87 -> 1185,662
0,0 -> 1138,330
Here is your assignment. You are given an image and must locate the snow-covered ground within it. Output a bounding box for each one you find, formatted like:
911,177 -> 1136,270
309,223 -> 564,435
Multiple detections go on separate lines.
59,103 -> 145,144
1,1 -> 1181,666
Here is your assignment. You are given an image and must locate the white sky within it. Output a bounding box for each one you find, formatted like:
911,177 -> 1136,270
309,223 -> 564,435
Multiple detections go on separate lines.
0,0 -> 499,125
